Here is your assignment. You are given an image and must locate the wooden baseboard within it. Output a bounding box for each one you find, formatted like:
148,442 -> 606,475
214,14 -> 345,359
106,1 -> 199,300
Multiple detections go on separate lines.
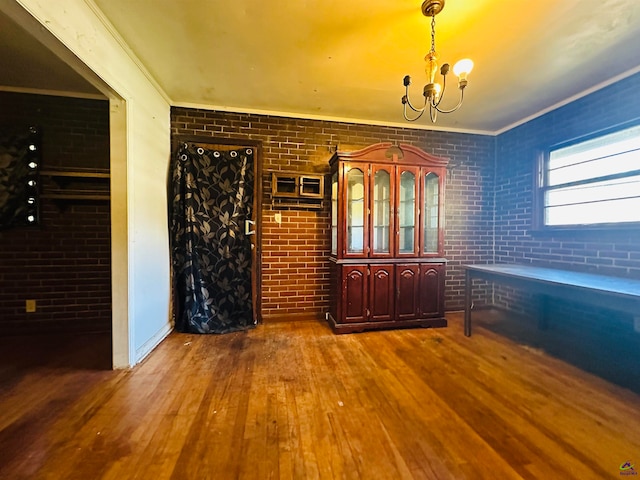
260,312 -> 324,323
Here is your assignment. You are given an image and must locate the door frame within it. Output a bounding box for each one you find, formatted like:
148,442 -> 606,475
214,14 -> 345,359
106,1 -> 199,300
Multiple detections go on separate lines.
171,135 -> 264,324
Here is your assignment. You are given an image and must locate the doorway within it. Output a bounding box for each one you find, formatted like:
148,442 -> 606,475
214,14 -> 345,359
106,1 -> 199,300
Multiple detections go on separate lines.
171,137 -> 263,331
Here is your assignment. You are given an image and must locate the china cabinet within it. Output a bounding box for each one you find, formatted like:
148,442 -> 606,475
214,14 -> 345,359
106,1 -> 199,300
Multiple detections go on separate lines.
328,143 -> 447,333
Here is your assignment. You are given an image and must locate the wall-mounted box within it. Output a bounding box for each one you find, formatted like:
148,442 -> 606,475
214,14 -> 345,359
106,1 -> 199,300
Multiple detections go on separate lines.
272,172 -> 324,199
299,176 -> 323,197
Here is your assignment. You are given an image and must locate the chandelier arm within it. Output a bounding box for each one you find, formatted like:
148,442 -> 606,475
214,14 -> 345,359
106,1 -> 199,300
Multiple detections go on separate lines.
429,105 -> 438,123
434,88 -> 465,114
403,87 -> 428,113
404,102 -> 427,121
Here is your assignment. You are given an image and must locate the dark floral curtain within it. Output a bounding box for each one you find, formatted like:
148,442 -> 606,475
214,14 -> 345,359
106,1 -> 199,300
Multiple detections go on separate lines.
170,143 -> 255,334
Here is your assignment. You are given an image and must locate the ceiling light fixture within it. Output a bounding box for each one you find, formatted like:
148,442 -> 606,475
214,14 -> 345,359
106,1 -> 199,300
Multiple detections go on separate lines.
402,0 -> 473,123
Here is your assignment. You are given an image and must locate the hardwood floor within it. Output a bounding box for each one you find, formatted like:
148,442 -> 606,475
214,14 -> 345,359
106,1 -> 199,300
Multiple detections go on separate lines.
1,312 -> 639,479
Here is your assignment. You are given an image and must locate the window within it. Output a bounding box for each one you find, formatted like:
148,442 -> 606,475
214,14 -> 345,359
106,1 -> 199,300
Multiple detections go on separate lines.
538,123 -> 640,228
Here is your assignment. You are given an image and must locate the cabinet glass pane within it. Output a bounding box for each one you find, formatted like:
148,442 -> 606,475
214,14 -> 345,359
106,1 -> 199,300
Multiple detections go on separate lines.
398,170 -> 415,254
424,172 -> 440,253
331,172 -> 338,255
372,169 -> 390,254
347,168 -> 365,254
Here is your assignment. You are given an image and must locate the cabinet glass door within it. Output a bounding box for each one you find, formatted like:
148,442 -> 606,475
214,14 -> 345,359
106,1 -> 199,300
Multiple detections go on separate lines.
372,167 -> 391,254
346,167 -> 365,254
331,171 -> 338,255
423,172 -> 440,254
398,169 -> 416,254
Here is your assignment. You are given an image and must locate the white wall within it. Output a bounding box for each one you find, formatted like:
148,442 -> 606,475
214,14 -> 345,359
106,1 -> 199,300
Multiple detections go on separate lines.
5,0 -> 173,367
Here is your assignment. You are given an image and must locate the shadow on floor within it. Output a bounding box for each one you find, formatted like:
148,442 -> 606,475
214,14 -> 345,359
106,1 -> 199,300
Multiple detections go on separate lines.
0,332 -> 112,389
475,308 -> 640,395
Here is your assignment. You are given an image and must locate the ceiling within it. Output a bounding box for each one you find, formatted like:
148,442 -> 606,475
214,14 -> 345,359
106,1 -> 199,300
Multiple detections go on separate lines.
0,8 -> 100,97
2,0 -> 640,134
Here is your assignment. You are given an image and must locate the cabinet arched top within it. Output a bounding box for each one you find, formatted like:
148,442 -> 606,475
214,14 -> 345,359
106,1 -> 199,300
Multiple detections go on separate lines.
330,142 -> 448,168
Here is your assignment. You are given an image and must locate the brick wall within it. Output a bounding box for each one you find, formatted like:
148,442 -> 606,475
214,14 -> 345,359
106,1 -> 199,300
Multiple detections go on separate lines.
491,71 -> 640,333
171,108 -> 495,320
0,92 -> 111,335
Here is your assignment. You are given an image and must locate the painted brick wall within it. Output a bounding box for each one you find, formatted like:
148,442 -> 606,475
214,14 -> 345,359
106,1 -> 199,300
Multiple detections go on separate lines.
496,72 -> 640,276
492,71 -> 640,332
171,108 -> 495,320
0,92 -> 111,335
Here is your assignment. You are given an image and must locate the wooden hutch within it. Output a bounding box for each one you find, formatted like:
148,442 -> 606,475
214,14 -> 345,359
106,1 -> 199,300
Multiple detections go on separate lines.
328,142 -> 448,333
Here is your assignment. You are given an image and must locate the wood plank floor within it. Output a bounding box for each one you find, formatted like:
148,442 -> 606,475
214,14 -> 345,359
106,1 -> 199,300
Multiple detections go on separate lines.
1,312 -> 639,479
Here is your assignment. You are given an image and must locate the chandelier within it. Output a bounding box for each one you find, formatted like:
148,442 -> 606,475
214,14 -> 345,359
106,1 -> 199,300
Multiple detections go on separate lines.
401,0 -> 473,123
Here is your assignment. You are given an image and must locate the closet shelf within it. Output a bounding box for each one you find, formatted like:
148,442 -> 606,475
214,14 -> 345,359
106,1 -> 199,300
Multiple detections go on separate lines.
40,167 -> 110,179
41,167 -> 110,202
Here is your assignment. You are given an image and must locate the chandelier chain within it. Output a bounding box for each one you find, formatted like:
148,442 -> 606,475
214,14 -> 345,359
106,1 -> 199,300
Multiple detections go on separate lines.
430,15 -> 436,54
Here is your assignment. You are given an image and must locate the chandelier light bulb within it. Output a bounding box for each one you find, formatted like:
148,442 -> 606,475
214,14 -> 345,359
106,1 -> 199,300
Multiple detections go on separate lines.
433,82 -> 442,98
453,58 -> 474,80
